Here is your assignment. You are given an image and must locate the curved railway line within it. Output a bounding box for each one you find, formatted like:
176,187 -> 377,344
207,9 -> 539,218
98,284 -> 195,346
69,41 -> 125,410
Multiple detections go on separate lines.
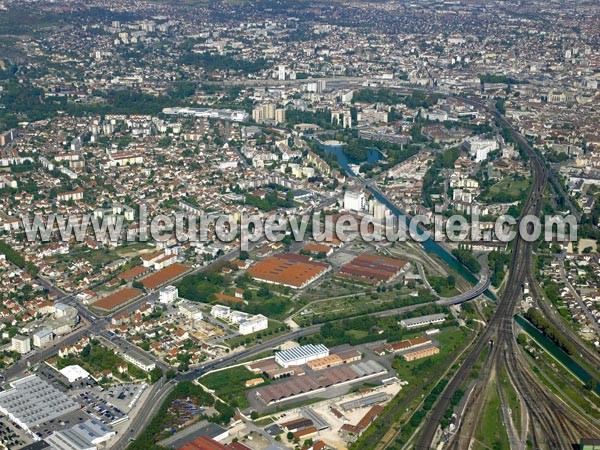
414,98 -> 600,449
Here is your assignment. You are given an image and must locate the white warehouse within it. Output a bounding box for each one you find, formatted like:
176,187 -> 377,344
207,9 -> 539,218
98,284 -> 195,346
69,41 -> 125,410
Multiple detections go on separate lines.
400,313 -> 447,329
275,344 -> 329,368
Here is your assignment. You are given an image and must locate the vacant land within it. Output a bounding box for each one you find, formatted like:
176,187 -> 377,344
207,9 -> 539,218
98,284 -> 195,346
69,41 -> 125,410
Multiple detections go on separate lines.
201,366 -> 268,410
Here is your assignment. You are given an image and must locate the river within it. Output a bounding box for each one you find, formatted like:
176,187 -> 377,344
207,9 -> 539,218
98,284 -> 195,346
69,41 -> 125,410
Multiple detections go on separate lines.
321,140 -> 481,287
515,314 -> 600,395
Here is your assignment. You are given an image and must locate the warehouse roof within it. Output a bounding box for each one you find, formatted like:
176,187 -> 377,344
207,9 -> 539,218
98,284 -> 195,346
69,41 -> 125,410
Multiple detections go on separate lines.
141,263 -> 189,289
92,287 -> 142,311
275,344 -> 329,365
45,419 -> 115,450
400,313 -> 447,327
0,375 -> 80,430
248,253 -> 329,288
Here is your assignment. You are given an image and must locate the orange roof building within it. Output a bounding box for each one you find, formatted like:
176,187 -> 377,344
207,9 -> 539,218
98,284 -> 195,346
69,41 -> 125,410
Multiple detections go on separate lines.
384,336 -> 432,353
337,253 -> 406,285
118,265 -> 150,281
92,287 -> 143,312
302,243 -> 333,256
178,436 -> 226,450
247,253 -> 330,289
140,263 -> 189,289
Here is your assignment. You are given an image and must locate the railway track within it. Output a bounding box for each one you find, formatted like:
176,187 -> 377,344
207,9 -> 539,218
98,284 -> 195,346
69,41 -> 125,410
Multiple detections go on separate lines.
379,95 -> 597,450
502,336 -> 596,449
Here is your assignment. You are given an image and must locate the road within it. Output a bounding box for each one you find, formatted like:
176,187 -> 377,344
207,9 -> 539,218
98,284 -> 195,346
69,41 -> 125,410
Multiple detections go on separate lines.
556,253 -> 600,335
8,86 -> 577,449
118,261 -> 493,445
111,377 -> 176,450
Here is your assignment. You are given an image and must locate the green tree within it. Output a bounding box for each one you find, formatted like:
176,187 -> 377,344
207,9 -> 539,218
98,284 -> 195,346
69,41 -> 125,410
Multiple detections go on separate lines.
149,367 -> 163,383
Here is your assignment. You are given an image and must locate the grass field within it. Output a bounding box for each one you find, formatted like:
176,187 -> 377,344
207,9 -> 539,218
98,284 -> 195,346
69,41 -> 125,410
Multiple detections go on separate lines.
201,366 -> 267,410
474,379 -> 511,450
480,175 -> 531,202
295,286 -> 436,326
499,366 -> 522,437
392,327 -> 471,386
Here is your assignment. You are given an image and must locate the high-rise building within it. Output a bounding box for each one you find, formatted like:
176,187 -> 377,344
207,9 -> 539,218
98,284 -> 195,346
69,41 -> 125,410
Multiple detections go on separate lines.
32,328 -> 53,348
159,285 -> 178,304
11,335 -> 31,354
275,108 -> 286,124
344,190 -> 366,212
252,104 -> 285,124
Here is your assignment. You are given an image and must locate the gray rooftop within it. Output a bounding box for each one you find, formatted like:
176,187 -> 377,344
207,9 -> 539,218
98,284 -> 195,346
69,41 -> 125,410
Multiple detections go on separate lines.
45,419 -> 114,450
400,313 -> 447,326
0,375 -> 80,428
275,344 -> 329,364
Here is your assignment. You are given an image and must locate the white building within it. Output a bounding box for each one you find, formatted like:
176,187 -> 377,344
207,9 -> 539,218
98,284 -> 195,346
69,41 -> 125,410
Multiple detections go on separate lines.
344,190 -> 366,212
159,285 -> 178,304
123,351 -> 156,372
55,303 -> 76,319
239,314 -> 268,335
11,335 -> 31,354
59,365 -> 90,383
0,375 -> 80,437
45,419 -> 116,450
178,301 -> 204,323
424,109 -> 449,122
228,310 -> 250,325
32,327 -> 53,347
211,304 -> 231,319
400,313 -> 447,329
275,344 -> 329,368
464,137 -> 498,163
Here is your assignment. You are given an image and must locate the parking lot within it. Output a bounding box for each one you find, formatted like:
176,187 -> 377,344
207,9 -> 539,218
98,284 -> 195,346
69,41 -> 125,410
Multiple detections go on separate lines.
30,409 -> 92,440
0,417 -> 27,449
71,384 -> 137,426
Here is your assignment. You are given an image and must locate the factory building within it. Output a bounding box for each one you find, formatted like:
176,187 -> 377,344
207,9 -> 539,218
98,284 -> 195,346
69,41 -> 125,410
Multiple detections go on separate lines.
0,375 -> 80,437
399,313 -> 447,329
275,344 -> 329,368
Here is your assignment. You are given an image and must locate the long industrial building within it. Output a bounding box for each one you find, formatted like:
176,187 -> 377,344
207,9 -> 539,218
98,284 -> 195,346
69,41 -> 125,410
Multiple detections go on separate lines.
247,253 -> 330,289
0,375 -> 80,437
45,419 -> 116,450
275,344 -> 329,368
399,313 -> 447,329
256,360 -> 387,404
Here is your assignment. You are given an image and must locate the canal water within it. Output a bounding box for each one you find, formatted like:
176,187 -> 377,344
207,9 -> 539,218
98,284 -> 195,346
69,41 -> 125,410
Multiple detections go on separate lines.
320,140 -> 382,177
515,314 -> 600,395
321,141 -> 481,287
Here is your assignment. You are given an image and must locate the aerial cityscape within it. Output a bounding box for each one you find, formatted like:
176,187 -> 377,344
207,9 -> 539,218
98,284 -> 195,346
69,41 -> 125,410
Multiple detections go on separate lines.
0,0 -> 598,449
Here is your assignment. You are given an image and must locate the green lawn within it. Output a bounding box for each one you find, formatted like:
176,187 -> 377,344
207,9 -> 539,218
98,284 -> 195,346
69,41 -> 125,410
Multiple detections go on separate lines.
392,327 -> 470,386
347,329 -> 369,340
